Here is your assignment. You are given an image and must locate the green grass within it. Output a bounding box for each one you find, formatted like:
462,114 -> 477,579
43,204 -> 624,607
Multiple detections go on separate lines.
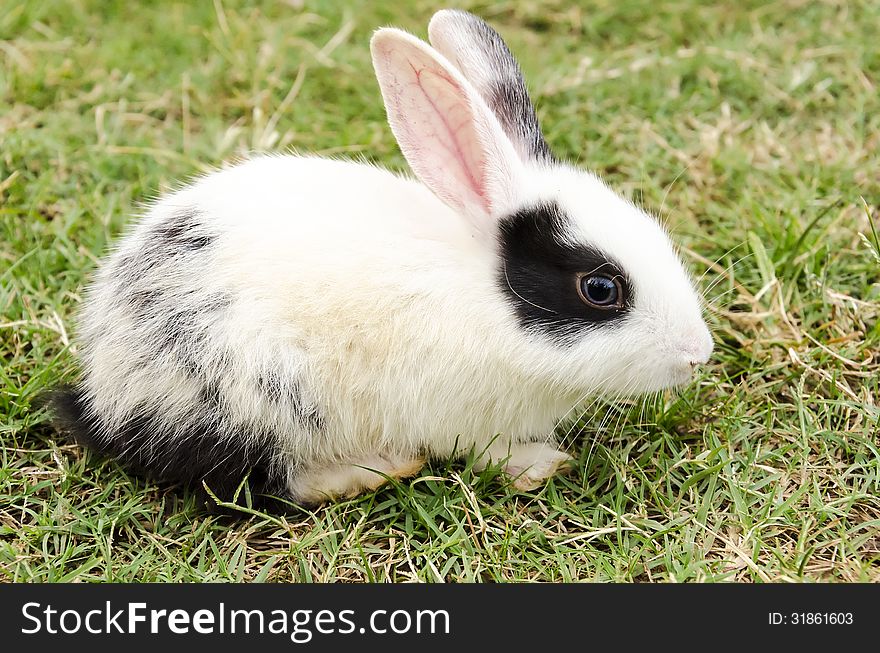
2,0 -> 878,582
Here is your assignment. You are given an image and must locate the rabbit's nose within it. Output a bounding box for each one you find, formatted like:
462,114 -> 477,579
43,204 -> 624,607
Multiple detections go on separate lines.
680,322 -> 713,365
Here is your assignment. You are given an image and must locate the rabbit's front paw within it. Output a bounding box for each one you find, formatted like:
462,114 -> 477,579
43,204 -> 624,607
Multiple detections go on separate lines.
502,443 -> 574,491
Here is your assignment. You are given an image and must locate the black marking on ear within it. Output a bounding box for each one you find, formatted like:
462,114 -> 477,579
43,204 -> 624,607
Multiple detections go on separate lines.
48,386 -> 296,512
487,78 -> 553,163
497,202 -> 632,341
431,9 -> 553,163
257,372 -> 325,431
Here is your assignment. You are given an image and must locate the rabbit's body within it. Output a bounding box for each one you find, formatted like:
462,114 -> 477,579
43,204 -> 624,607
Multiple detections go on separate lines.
67,155 -> 583,502
53,10 -> 713,506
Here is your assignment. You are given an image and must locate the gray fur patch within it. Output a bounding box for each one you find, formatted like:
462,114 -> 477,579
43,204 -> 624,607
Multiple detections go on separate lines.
115,208 -> 215,282
257,371 -> 325,431
112,207 -> 228,362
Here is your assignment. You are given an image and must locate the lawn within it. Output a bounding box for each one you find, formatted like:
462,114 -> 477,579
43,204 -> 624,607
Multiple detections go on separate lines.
1,0 -> 878,582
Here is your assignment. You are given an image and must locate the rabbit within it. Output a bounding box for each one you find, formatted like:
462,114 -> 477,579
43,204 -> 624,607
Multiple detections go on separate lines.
50,9 -> 713,508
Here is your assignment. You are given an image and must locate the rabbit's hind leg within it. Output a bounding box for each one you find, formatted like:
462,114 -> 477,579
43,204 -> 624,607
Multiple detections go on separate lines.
290,453 -> 425,505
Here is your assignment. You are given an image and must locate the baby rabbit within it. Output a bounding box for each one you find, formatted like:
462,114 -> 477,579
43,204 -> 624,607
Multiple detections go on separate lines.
51,9 -> 713,507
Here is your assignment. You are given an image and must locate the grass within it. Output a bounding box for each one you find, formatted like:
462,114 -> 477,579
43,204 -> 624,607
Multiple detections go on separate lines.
1,0 -> 878,582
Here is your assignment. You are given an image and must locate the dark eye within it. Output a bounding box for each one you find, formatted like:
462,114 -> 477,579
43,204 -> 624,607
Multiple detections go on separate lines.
578,274 -> 622,309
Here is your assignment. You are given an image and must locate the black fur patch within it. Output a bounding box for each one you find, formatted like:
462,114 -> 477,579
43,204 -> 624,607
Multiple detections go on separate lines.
114,209 -> 215,284
49,386 -> 294,511
152,209 -> 214,251
497,202 -> 632,341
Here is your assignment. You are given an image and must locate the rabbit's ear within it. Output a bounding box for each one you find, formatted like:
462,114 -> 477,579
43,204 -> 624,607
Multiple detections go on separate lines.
371,28 -> 524,231
428,10 -> 552,164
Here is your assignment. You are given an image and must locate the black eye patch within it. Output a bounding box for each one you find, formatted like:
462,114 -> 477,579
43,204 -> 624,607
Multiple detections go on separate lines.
496,202 -> 632,342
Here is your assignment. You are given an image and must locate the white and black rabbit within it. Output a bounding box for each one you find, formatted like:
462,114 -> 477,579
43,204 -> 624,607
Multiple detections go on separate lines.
51,10 -> 713,507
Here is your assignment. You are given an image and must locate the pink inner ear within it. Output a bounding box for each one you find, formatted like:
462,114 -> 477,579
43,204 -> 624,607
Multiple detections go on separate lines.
407,66 -> 487,212
379,44 -> 492,216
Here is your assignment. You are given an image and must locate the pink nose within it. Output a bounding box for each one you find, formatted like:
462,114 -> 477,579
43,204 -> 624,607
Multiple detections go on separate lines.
680,327 -> 713,366
680,333 -> 712,368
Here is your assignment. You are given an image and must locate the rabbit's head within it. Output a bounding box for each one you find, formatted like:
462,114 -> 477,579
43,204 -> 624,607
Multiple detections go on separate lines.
371,10 -> 712,398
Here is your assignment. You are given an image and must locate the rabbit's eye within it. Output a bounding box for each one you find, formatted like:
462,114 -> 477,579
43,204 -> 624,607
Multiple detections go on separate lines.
578,274 -> 622,309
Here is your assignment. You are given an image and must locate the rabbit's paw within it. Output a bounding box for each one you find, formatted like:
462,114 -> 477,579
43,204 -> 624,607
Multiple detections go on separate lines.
291,454 -> 425,505
502,443 -> 574,491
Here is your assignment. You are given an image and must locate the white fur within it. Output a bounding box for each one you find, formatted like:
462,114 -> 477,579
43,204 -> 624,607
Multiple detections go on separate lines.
74,13 -> 712,501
